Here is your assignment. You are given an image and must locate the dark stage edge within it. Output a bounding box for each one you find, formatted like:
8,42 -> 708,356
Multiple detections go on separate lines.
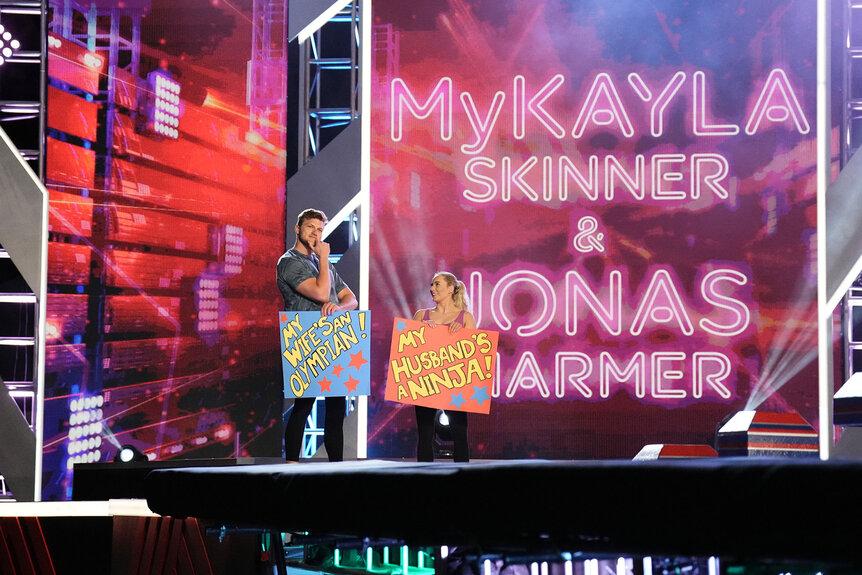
73,457 -> 286,500
144,457 -> 862,565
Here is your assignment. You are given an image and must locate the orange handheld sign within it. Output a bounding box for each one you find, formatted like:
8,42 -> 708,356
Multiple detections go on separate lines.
384,318 -> 498,414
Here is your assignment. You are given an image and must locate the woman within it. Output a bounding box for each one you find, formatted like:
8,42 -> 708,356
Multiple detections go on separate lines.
412,271 -> 476,462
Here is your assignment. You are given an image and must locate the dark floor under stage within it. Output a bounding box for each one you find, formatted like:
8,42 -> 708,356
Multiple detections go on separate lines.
127,457 -> 862,566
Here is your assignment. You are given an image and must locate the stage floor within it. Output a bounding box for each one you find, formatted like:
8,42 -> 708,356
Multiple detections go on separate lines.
140,457 -> 862,567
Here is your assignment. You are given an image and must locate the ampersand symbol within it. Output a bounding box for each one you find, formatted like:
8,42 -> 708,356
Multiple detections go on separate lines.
573,216 -> 606,253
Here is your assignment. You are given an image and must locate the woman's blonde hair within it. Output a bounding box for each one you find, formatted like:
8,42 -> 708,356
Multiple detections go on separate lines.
434,271 -> 469,310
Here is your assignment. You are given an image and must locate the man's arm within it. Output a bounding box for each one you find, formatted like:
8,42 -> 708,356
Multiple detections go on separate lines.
294,273 -> 332,304
293,239 -> 333,303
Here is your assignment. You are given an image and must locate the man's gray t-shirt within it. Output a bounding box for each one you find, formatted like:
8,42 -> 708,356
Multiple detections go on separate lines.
277,248 -> 348,311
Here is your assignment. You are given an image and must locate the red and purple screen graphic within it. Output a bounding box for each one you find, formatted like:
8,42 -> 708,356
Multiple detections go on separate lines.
43,0 -> 286,499
368,0 -> 819,459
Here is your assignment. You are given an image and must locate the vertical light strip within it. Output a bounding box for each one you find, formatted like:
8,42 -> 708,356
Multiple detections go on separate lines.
37,0 -> 50,498
357,0 -> 372,459
816,0 -> 833,459
35,155 -> 48,501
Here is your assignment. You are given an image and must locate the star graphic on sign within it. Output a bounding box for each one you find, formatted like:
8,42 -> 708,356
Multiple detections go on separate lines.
348,350 -> 368,371
318,377 -> 332,393
279,312 -> 288,323
449,393 -> 466,409
470,385 -> 490,407
345,376 -> 360,394
331,363 -> 344,378
396,320 -> 406,331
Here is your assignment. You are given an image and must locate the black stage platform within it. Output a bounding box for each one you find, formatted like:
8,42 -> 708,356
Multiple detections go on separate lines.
73,457 -> 286,500
143,458 -> 862,567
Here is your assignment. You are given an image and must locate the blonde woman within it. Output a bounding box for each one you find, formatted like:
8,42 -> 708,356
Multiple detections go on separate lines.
411,272 -> 476,462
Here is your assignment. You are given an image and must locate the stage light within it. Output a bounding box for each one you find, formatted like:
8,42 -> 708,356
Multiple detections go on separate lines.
715,410 -> 817,457
434,410 -> 453,443
114,444 -> 148,463
145,70 -> 181,140
633,444 -> 718,460
67,393 -> 105,471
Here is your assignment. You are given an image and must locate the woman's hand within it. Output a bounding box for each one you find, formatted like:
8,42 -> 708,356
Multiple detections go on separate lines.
448,321 -> 463,334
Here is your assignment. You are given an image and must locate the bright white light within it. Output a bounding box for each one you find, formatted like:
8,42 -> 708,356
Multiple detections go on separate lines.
484,559 -> 492,575
718,410 -> 756,433
643,557 -> 653,575
440,546 -> 449,559
83,53 -> 102,69
150,72 -> 181,139
297,0 -> 354,43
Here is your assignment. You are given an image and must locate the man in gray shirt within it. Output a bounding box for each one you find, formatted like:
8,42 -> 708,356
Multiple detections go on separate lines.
277,208 -> 358,461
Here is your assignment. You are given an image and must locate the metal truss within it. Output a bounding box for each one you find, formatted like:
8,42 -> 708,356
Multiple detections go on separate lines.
843,2 -> 862,377
0,1 -> 45,171
844,0 -> 862,166
298,1 -> 359,163
250,0 -> 288,148
0,0 -> 47,501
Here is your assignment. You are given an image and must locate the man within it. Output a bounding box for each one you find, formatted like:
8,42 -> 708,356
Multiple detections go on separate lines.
277,208 -> 358,462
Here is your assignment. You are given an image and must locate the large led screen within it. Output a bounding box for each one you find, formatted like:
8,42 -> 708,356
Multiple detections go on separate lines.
369,0 -> 819,459
43,0 -> 286,499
